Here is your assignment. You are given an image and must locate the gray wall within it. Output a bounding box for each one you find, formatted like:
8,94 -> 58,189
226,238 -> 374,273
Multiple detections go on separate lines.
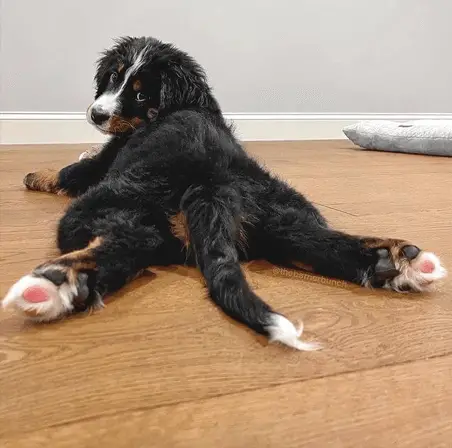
1,0 -> 451,114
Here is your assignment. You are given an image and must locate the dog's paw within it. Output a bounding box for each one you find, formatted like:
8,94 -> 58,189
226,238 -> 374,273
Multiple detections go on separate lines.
368,242 -> 447,292
23,170 -> 60,193
78,145 -> 103,161
2,264 -> 95,321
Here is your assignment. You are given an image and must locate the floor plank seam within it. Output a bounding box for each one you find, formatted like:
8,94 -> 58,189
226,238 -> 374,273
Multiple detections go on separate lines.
312,201 -> 358,217
5,350 -> 451,438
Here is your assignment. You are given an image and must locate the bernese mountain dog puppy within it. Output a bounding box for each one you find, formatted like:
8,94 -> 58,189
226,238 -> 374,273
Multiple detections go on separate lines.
3,37 -> 446,350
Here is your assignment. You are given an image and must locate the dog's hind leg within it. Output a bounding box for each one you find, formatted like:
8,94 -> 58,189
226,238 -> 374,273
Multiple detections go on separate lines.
2,209 -> 182,321
23,137 -> 123,197
180,184 -> 321,351
261,198 -> 447,292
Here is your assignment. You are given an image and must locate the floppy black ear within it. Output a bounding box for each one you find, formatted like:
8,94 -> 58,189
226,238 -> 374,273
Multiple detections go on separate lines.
94,50 -> 118,98
159,61 -> 212,111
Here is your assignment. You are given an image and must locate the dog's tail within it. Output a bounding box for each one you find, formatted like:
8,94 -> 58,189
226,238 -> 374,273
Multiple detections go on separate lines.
208,278 -> 322,351
181,184 -> 321,351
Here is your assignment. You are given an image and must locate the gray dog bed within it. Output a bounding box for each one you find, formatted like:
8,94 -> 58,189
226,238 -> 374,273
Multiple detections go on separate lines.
343,120 -> 452,157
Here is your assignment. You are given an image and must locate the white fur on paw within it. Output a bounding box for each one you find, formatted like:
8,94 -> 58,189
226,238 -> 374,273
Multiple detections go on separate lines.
2,274 -> 76,321
265,313 -> 322,351
78,144 -> 103,161
389,251 -> 447,292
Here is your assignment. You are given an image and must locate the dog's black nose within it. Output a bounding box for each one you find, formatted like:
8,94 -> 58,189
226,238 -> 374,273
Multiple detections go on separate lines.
91,109 -> 109,125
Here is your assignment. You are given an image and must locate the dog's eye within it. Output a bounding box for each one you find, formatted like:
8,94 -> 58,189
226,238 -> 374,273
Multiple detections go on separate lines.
110,72 -> 118,83
136,92 -> 147,102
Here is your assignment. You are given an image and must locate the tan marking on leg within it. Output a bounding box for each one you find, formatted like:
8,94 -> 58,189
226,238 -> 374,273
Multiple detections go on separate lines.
361,237 -> 411,260
361,237 -> 418,280
24,170 -> 65,194
361,238 -> 405,249
169,213 -> 249,251
58,237 -> 103,262
118,63 -> 125,73
59,237 -> 102,267
39,237 -> 104,289
170,212 -> 190,248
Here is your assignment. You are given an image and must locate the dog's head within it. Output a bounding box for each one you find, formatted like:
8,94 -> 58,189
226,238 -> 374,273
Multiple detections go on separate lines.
87,36 -> 213,134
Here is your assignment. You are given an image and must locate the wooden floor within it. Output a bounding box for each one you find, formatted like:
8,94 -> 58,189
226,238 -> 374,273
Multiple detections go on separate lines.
1,141 -> 452,447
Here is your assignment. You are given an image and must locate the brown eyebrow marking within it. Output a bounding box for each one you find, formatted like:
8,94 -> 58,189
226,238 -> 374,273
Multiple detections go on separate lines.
133,80 -> 142,91
118,63 -> 125,73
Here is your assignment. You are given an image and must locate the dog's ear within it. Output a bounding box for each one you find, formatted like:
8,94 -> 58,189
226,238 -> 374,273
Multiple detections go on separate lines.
94,50 -> 118,98
159,60 -> 210,111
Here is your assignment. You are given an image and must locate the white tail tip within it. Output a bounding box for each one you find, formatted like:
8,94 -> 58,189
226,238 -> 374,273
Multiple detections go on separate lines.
265,313 -> 322,351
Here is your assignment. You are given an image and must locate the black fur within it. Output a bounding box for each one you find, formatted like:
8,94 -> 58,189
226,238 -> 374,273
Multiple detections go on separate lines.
24,37 -> 421,341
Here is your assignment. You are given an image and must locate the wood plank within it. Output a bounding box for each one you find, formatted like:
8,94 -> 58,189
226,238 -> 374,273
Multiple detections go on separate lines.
3,355 -> 452,448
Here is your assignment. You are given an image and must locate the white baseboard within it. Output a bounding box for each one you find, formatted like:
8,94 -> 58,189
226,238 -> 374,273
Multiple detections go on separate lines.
1,112 -> 452,145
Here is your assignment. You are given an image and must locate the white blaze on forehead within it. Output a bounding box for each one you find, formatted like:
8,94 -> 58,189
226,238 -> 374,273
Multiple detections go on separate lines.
91,48 -> 147,115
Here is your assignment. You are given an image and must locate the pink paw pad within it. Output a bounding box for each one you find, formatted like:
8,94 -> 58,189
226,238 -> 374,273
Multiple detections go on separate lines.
23,286 -> 51,303
419,259 -> 435,274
